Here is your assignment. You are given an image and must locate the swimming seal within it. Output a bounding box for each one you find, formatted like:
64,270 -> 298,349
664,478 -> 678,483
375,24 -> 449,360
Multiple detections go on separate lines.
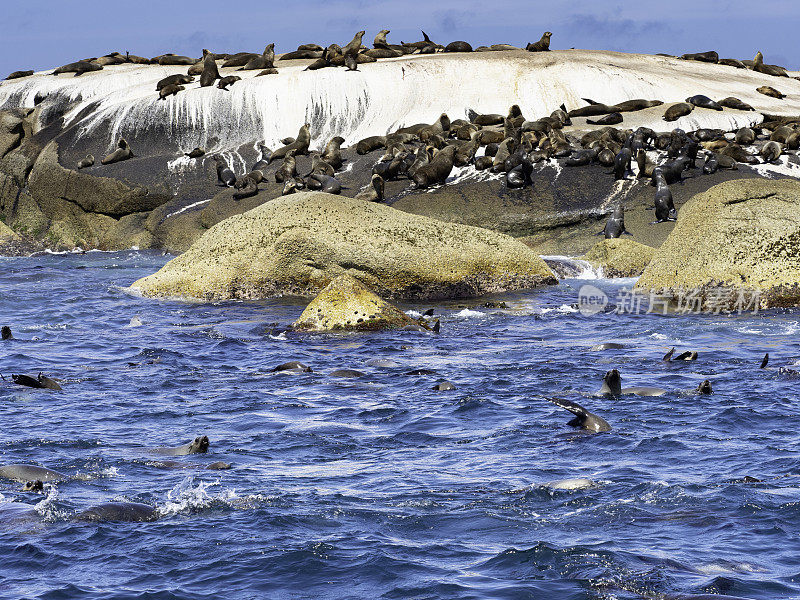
52,61 -> 103,76
77,155 -> 94,169
1,326 -> 12,340
156,74 -> 193,91
598,369 -> 666,396
101,138 -> 133,165
355,174 -> 385,202
602,205 -> 629,238
10,372 -> 62,390
0,464 -> 67,482
154,435 -> 209,456
331,369 -> 365,378
663,103 -> 694,121
526,32 -> 552,52
22,480 -> 44,492
76,502 -> 158,522
547,397 -> 610,432
757,86 -> 785,99
272,361 -> 312,373
696,380 -> 713,394
686,95 -> 722,111
719,97 -> 754,111
432,381 -> 456,391
760,353 -> 769,368
200,53 -> 220,87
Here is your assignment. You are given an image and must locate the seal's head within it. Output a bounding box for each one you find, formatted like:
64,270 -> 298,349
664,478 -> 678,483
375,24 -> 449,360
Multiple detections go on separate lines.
22,480 -> 44,492
697,380 -> 713,394
1,326 -> 12,340
189,435 -> 210,454
603,369 -> 622,395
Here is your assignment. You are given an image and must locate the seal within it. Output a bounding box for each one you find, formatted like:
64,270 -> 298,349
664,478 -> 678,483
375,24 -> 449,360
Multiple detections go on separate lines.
663,103 -> 694,121
307,173 -> 342,194
185,147 -> 205,159
720,143 -> 759,164
52,61 -> 103,76
413,145 -> 455,188
547,397 -> 610,432
445,41 -> 472,53
6,70 -> 34,80
274,151 -> 297,183
252,144 -> 272,171
598,369 -> 666,396
77,154 -> 94,169
101,138 -> 133,165
154,435 -> 210,456
321,136 -> 345,169
212,155 -> 236,186
760,353 -> 769,368
331,369 -> 365,378
269,124 -> 311,162
256,68 -> 279,76
200,53 -> 220,87
757,86 -> 785,99
467,109 -> 504,126
355,174 -> 385,202
680,51 -> 719,63
271,361 -> 313,373
702,152 -> 719,174
22,480 -> 44,492
602,205 -> 629,238
222,51 -> 258,68
526,32 -> 552,52
636,149 -> 656,178
613,147 -> 632,180
686,95 -> 722,111
753,51 -> 788,77
696,380 -> 713,394
157,54 -> 196,66
232,179 -> 258,199
0,464 -> 67,482
718,58 -> 746,69
217,76 -> 241,90
240,43 -> 275,71
1,326 -> 12,340
587,112 -> 623,126
760,140 -> 783,163
159,84 -> 184,99
719,97 -> 754,111
342,30 -> 366,58
76,502 -> 158,522
432,381 -> 456,391
156,74 -> 193,91
652,169 -> 677,222
9,372 -> 62,390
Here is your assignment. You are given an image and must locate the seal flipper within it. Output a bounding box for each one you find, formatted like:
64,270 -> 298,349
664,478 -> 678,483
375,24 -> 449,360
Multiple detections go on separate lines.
547,397 -> 611,432
582,98 -> 600,105
422,31 -> 431,42
432,319 -> 440,334
663,347 -> 675,361
760,353 -> 769,369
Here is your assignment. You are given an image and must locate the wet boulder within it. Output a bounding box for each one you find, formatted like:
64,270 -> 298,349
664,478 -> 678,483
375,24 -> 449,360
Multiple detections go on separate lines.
581,238 -> 655,278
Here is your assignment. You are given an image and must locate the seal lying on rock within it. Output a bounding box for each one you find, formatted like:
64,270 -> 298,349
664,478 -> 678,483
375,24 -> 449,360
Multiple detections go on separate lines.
101,138 -> 133,165
526,32 -> 552,52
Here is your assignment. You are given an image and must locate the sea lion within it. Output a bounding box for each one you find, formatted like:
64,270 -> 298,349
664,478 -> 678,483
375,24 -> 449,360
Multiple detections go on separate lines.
101,138 -> 133,165
598,369 -> 666,396
10,372 -> 62,390
240,43 -> 275,70
413,145 -> 456,188
402,30 -> 435,51
719,97 -> 754,111
207,462 -> 231,470
256,68 -> 279,76
272,361 -> 312,373
564,148 -> 596,167
355,174 -> 385,202
270,124 -> 311,162
760,353 -> 769,368
77,155 -> 94,169
274,151 -> 297,183
652,170 -> 677,222
281,178 -> 302,195
680,51 -> 718,63
76,502 -> 158,522
590,343 -> 625,351
0,464 -> 67,482
159,84 -> 184,99
1,326 -> 12,340
307,173 -> 342,194
467,109 -> 504,126
602,205 -> 629,238
753,51 -> 788,77
185,147 -> 205,159
720,143 -> 759,164
526,32 -> 552,52
331,369 -> 365,378
321,136 -> 345,169
200,53 -> 220,87
702,152 -> 719,174
217,76 -> 240,90
613,147 -> 632,180
445,41 -> 472,53
636,149 -> 656,178
344,54 -> 358,71
232,179 -> 258,199
374,29 -> 391,49
612,99 -> 663,112
158,55 -> 196,66
22,480 -> 44,492
587,112 -> 623,126
52,61 -> 103,76
547,397 -> 610,432
696,380 -> 713,394
154,435 -> 209,456
718,58 -> 746,69
506,157 -> 533,188
735,127 -> 756,145
212,155 -> 235,186
757,86 -> 785,99
432,381 -> 456,391
664,103 -> 694,121
597,148 -> 615,167
342,30 -> 366,58
5,70 -> 34,80
222,52 -> 258,68
686,95 -> 722,111
156,74 -> 193,91
280,49 -> 323,60
760,140 -> 783,162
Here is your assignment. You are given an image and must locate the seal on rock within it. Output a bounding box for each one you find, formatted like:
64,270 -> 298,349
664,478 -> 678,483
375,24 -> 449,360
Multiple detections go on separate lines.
154,435 -> 209,456
217,75 -> 240,90
101,138 -> 133,165
547,397 -> 610,432
526,32 -> 552,52
159,84 -> 184,99
412,145 -> 455,188
719,97 -> 754,111
587,112 -> 623,126
52,61 -> 103,76
200,53 -> 220,87
663,103 -> 694,121
354,174 -> 385,202
602,205 -> 629,238
686,95 -> 722,111
77,155 -> 94,169
185,147 -> 205,159
5,70 -> 34,80
757,86 -> 785,99
156,74 -> 193,91
212,156 -> 235,186
240,43 -> 275,71
270,124 -> 311,163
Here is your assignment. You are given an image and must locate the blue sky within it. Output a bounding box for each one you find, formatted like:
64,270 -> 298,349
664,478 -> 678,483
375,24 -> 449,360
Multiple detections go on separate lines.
2,1 -> 798,76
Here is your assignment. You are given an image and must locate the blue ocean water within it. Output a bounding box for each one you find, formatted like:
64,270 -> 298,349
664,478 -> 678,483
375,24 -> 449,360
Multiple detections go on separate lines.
1,250 -> 799,600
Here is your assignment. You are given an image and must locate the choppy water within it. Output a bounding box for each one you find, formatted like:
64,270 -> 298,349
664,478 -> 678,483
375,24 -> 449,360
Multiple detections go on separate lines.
1,250 -> 799,600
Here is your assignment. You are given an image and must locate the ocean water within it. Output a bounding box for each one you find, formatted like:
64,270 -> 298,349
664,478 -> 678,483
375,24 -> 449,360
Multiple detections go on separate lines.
1,250 -> 799,600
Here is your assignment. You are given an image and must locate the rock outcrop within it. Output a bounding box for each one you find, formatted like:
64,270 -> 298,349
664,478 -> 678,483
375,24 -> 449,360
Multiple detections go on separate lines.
292,274 -> 421,331
581,238 -> 655,278
130,192 -> 557,301
635,179 -> 800,309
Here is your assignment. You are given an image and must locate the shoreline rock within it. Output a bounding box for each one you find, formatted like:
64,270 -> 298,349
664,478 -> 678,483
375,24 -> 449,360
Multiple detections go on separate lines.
581,238 -> 655,278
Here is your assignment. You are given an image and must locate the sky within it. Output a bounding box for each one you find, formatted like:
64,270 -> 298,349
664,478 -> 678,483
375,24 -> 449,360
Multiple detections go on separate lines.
1,0 -> 798,77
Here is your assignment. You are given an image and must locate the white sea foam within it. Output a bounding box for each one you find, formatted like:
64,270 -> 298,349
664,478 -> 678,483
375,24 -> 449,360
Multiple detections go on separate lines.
164,199 -> 211,220
454,308 -> 485,318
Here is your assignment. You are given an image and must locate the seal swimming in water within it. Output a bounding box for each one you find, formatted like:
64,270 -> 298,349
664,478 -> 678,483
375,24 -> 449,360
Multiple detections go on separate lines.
22,479 -> 44,492
696,380 -> 713,394
272,361 -> 313,373
154,435 -> 209,456
1,326 -> 12,340
0,464 -> 67,482
77,154 -> 94,169
547,397 -> 610,432
760,353 -> 769,368
75,502 -> 158,522
526,32 -> 552,52
8,372 -> 62,390
101,138 -> 133,165
598,369 -> 666,396
432,381 -> 456,391
602,205 -> 629,238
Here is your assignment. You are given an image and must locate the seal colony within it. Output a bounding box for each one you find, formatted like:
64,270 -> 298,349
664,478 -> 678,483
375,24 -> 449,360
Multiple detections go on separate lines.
0,31 -> 799,256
